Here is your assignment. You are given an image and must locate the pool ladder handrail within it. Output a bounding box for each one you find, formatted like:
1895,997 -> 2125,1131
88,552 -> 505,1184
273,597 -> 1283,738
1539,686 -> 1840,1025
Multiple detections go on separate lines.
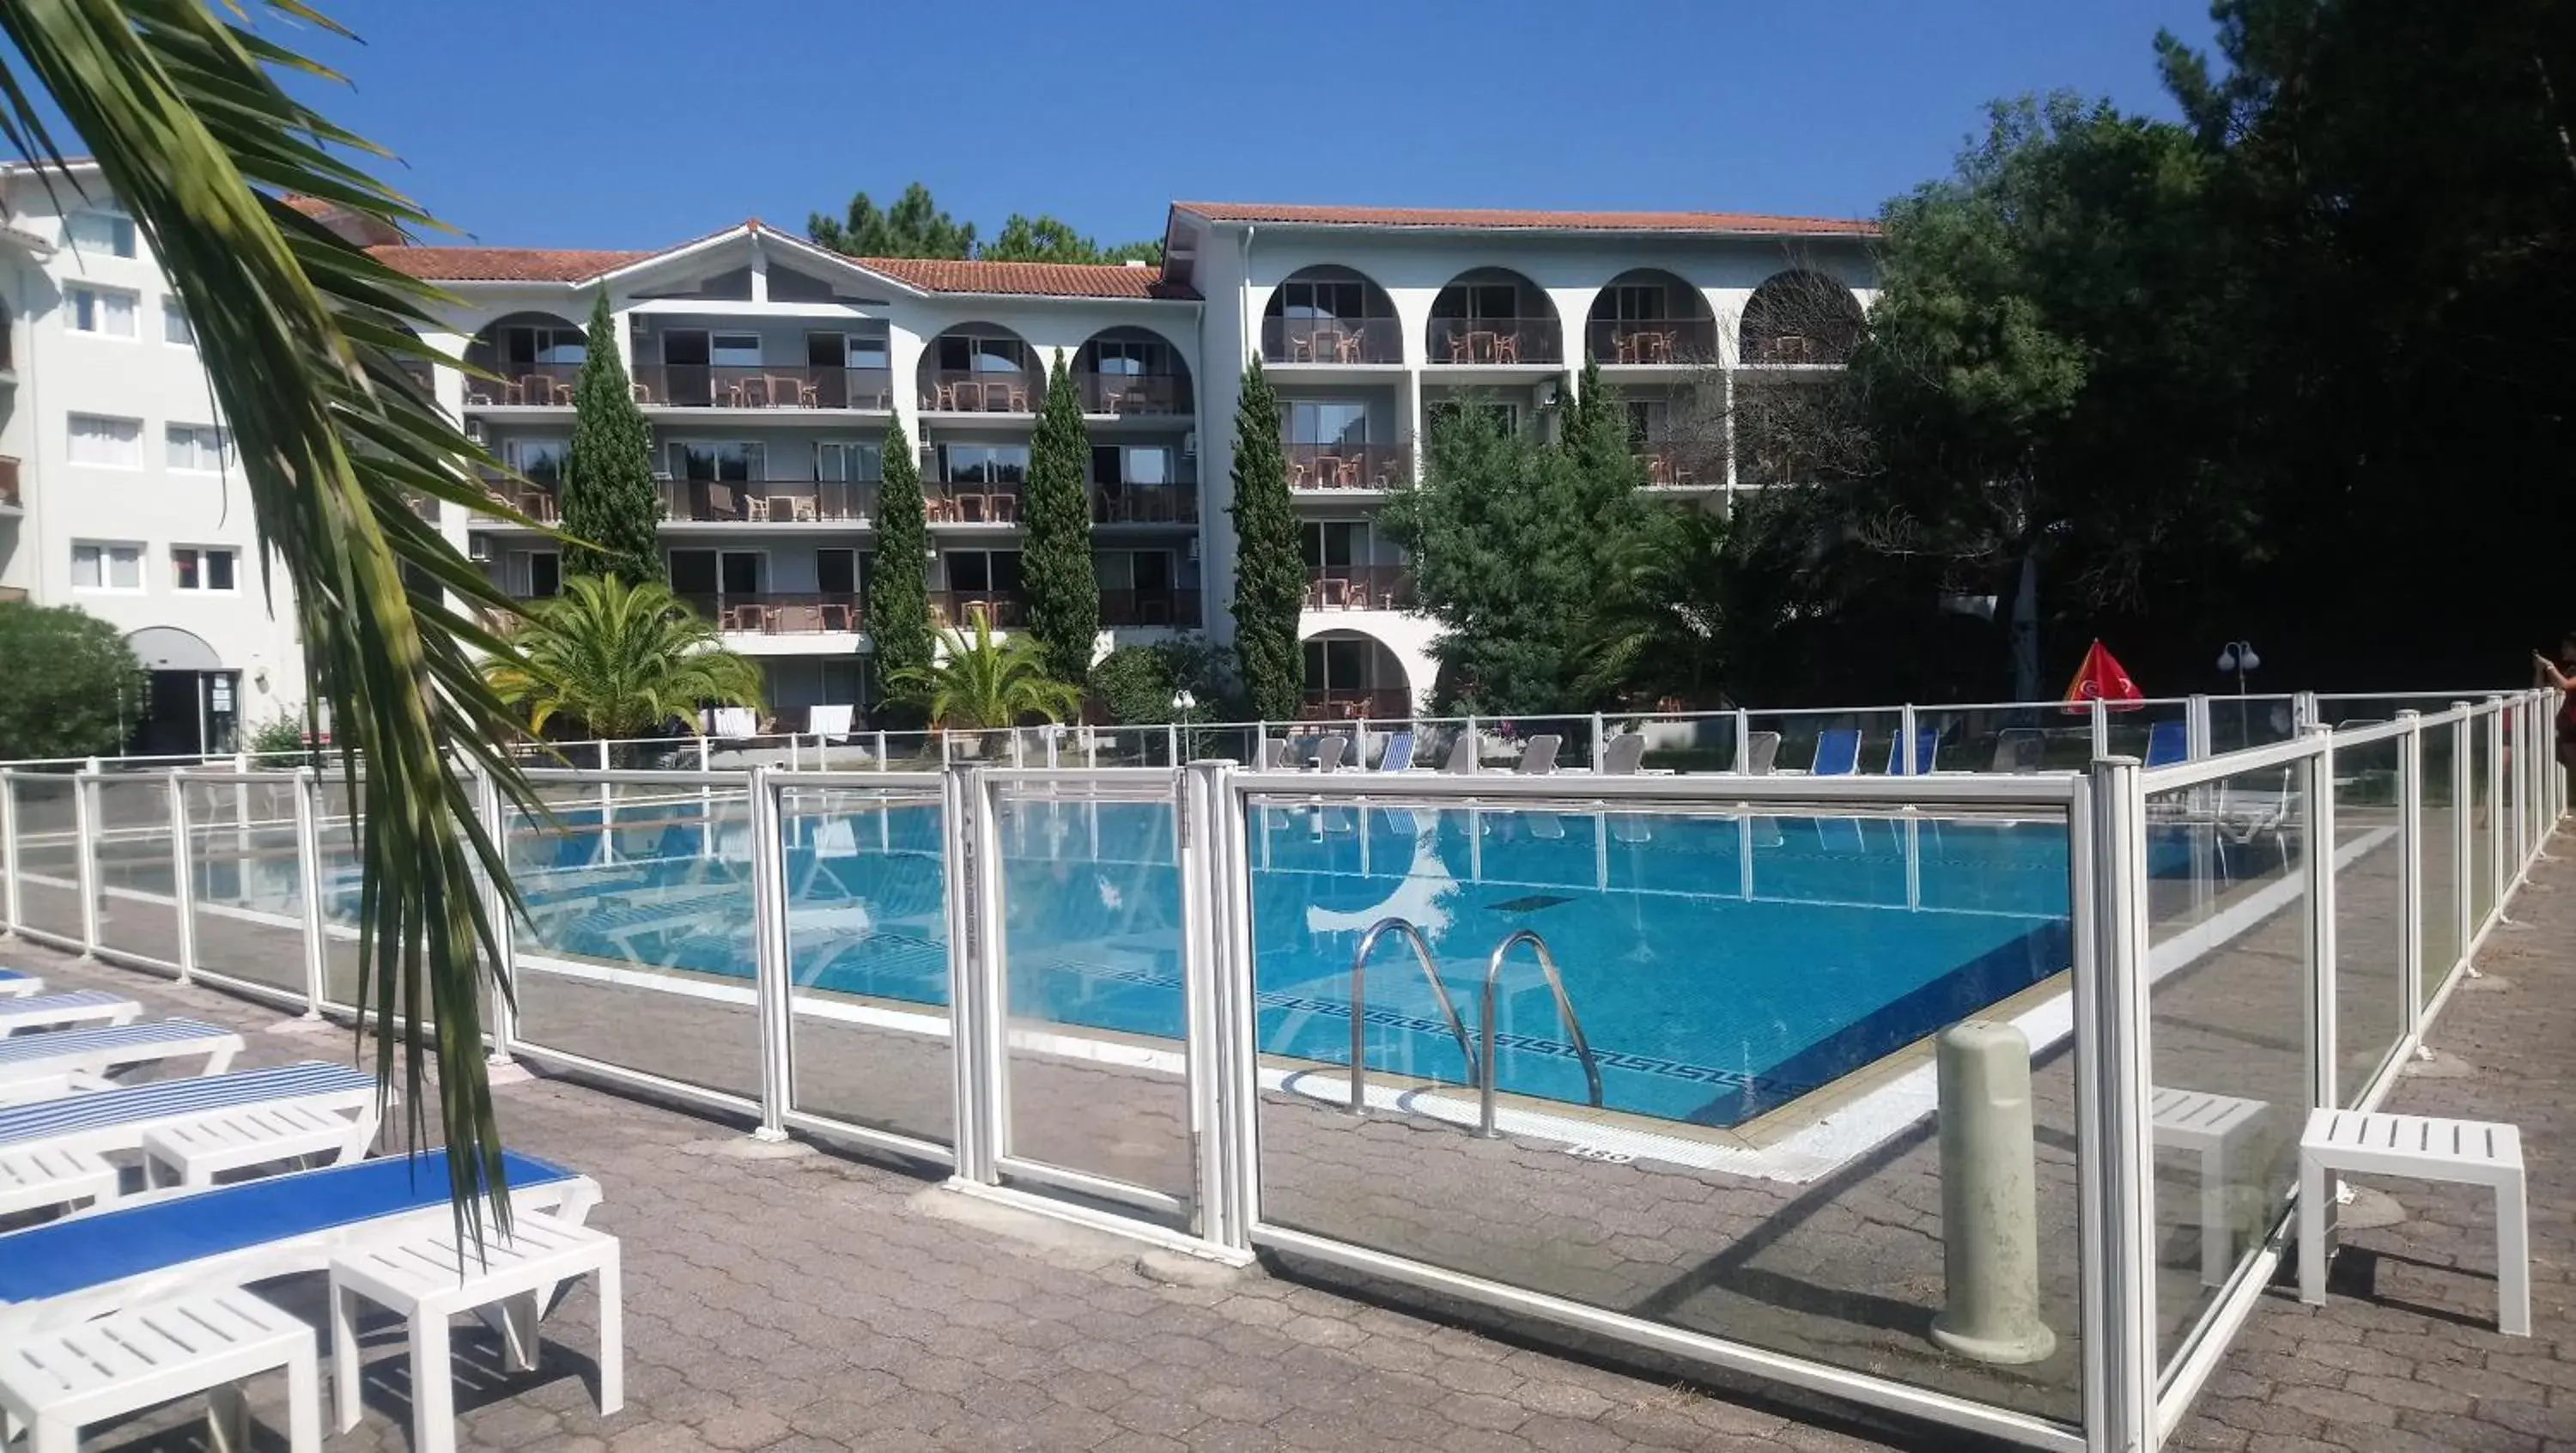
1347,916 -> 1479,1114
1479,928 -> 1605,1138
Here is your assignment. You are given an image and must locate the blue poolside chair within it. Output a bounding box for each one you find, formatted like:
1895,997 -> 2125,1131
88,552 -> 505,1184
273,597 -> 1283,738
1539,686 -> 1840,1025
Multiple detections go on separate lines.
0,1149 -> 593,1326
0,967 -> 42,999
1809,728 -> 1862,776
1882,729 -> 1942,775
1376,731 -> 1417,773
0,1061 -> 378,1158
2145,719 -> 2190,768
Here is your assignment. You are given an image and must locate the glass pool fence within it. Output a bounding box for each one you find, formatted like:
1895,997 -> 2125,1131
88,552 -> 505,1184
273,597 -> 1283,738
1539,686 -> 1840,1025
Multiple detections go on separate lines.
0,689 -> 2558,1453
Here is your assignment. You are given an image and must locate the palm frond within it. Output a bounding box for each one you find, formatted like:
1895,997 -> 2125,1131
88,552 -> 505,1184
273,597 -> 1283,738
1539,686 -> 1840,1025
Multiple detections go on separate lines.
0,0 -> 541,1233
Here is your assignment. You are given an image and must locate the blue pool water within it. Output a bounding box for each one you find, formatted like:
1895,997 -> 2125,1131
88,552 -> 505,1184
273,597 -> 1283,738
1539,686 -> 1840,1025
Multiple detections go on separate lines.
474,797 -> 2087,1128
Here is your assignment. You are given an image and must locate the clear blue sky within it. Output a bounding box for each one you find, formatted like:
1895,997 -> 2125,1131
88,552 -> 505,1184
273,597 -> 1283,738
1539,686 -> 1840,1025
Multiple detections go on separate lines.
281,0 -> 2218,252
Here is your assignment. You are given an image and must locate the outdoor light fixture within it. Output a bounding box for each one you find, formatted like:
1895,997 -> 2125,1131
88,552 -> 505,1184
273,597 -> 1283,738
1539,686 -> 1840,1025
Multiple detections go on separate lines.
2215,641 -> 2261,677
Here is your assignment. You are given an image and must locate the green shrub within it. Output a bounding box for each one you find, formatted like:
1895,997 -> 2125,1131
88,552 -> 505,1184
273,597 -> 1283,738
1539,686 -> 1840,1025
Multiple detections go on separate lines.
1091,636 -> 1240,724
0,602 -> 143,760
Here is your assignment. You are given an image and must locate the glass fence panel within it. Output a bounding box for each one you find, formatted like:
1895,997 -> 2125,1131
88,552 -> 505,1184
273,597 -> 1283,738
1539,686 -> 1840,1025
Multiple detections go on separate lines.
781,783 -> 954,1149
313,775 -> 364,1009
2330,736 -> 2406,1103
1612,714 -> 1738,774
2471,714 -> 2497,933
1747,709 -> 1911,775
1248,793 -> 2085,1426
991,784 -> 1195,1215
507,778 -> 762,1102
8,775 -> 82,942
2421,720 -> 2462,999
93,775 -> 180,969
2142,763 -> 2308,1375
2208,696 -> 2299,755
1912,707 -> 2093,774
185,775 -> 307,997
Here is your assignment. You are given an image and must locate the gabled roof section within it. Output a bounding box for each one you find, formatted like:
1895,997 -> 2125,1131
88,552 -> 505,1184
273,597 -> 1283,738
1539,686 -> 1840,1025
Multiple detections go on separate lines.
367,246 -> 653,283
854,256 -> 1196,301
1171,201 -> 1878,238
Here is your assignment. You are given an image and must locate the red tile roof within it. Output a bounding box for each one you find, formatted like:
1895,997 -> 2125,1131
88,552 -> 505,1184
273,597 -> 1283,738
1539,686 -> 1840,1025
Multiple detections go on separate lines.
1173,201 -> 1878,237
855,256 -> 1195,301
280,195 -> 335,220
368,246 -> 654,283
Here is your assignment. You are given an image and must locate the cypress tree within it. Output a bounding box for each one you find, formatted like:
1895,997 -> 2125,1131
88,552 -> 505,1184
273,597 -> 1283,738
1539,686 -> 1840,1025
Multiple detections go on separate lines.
1226,358 -> 1304,720
869,420 -> 935,720
559,292 -> 661,583
1020,350 -> 1099,685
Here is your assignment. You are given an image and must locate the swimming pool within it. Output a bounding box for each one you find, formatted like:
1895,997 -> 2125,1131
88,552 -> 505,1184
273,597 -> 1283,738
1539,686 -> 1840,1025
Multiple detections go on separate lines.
482,793 -> 2086,1129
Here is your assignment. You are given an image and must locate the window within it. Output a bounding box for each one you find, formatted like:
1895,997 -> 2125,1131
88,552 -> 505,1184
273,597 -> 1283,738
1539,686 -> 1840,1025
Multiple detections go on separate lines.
1284,400 -> 1369,447
815,441 -> 881,483
172,546 -> 238,592
1278,277 -> 1374,322
162,299 -> 194,346
70,541 -> 144,592
66,210 -> 137,258
501,325 -> 585,368
1085,337 -> 1163,377
847,325 -> 890,370
1625,399 -> 1663,445
527,551 -> 562,599
665,549 -> 762,599
1303,520 -> 1366,571
166,424 -> 232,471
1090,445 -> 1173,486
1303,638 -> 1371,690
936,333 -> 1029,374
66,285 -> 137,337
945,550 -> 1024,593
666,441 -> 763,483
68,413 -> 143,467
709,332 -> 762,367
816,548 -> 860,595
1607,283 -> 1669,321
505,437 -> 570,487
937,444 -> 1029,484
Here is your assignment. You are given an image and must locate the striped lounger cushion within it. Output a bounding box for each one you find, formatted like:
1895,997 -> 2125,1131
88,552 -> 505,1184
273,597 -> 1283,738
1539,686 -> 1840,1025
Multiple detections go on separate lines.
0,1061 -> 374,1148
0,1149 -> 580,1306
0,1019 -> 234,1070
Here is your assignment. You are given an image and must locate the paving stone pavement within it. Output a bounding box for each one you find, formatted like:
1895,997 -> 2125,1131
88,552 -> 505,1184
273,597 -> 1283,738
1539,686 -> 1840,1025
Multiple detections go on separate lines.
5,818 -> 2573,1452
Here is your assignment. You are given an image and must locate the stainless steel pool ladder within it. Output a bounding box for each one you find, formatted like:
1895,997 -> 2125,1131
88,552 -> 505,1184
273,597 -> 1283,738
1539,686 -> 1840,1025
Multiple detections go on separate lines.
1345,917 -> 1605,1138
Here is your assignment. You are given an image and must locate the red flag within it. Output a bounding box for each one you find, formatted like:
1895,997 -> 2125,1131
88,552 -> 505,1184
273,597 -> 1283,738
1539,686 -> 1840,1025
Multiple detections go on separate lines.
2061,640 -> 2145,714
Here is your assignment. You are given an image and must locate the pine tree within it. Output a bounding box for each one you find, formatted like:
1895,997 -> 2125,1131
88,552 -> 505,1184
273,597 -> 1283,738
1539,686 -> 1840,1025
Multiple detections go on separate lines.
869,421 -> 935,720
1226,359 -> 1304,720
1020,350 -> 1099,685
560,292 -> 661,584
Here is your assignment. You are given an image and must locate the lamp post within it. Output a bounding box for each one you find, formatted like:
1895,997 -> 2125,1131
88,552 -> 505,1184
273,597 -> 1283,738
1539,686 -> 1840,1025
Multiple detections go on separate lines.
1171,690 -> 1198,763
2216,640 -> 2261,746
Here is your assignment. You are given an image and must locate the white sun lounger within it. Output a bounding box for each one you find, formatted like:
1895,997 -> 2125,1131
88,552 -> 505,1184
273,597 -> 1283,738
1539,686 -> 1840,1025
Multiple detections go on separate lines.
0,1149 -> 599,1336
0,1061 -> 379,1162
0,1021 -> 245,1103
0,991 -> 143,1037
0,969 -> 42,1000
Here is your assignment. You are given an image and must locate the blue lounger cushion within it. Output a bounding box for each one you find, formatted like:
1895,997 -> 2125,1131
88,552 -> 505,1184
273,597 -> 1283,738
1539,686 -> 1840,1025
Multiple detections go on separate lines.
0,1018 -> 232,1068
0,1061 -> 374,1146
0,1148 -> 577,1304
0,967 -> 33,982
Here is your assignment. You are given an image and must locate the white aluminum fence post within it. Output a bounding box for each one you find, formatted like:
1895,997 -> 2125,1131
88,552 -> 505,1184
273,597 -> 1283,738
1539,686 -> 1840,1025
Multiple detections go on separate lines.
2398,712 -> 2425,1041
2306,726 -> 2339,1110
1011,730 -> 1026,769
1900,703 -> 1919,775
789,734 -> 802,772
291,767 -> 326,1018
1589,712 -> 1607,774
2076,757 -> 2157,1453
2488,702 -> 2507,918
1177,760 -> 1230,1249
474,765 -> 519,1066
874,729 -> 890,772
2293,691 -> 2319,733
1735,708 -> 1752,774
0,773 -> 20,933
1167,721 -> 1182,768
596,739 -> 612,827
74,771 -> 101,954
1465,714 -> 1480,774
2453,702 -> 2473,970
2089,697 -> 2110,760
167,770 -> 196,983
940,762 -> 1002,1187
746,764 -> 791,1141
2513,696 -> 2530,883
2185,695 -> 2212,761
1200,760 -> 1261,1253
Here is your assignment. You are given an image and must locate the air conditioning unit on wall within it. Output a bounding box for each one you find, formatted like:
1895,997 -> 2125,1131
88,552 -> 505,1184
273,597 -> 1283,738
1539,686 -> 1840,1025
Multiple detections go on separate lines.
467,535 -> 491,563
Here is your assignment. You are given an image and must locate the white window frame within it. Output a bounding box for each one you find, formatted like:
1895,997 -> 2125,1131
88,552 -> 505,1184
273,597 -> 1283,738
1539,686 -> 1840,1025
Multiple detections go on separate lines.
171,544 -> 240,593
70,540 -> 147,593
66,284 -> 138,339
65,210 -> 137,259
166,423 -> 232,473
67,413 -> 144,469
162,297 -> 195,347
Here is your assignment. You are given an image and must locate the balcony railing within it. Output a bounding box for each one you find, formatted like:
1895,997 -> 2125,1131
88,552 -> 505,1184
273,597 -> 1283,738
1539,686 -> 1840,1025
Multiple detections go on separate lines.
1079,372 -> 1193,416
1261,317 -> 1403,365
1741,332 -> 1852,367
632,365 -> 893,410
1304,564 -> 1413,611
1586,319 -> 1719,365
1098,589 -> 1204,629
1299,688 -> 1411,721
1632,444 -> 1718,489
1426,319 -> 1562,366
0,457 -> 20,509
659,478 -> 880,524
921,370 -> 1040,414
1092,483 -> 1198,525
463,362 -> 580,407
1286,442 -> 1406,491
928,484 -> 1022,524
477,479 -> 560,522
927,591 -> 1028,629
680,592 -> 863,635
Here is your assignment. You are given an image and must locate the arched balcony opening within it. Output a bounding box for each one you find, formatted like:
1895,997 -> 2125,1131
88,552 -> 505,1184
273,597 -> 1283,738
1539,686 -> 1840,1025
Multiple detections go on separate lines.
1583,269 -> 1715,365
463,311 -> 586,405
1300,629 -> 1413,721
1076,326 -> 1194,416
1739,270 -> 1865,365
919,323 -> 1042,414
1262,265 -> 1400,364
1426,267 -> 1561,365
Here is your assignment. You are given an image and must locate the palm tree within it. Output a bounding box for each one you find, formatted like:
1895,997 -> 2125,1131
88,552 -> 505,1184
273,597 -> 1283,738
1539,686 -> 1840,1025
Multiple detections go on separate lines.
483,577 -> 762,740
0,4 -> 546,1222
886,615 -> 1084,732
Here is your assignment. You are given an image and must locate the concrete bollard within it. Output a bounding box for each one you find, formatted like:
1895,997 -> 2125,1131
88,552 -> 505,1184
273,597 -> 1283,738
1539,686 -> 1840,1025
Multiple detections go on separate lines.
1929,1019 -> 2057,1365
